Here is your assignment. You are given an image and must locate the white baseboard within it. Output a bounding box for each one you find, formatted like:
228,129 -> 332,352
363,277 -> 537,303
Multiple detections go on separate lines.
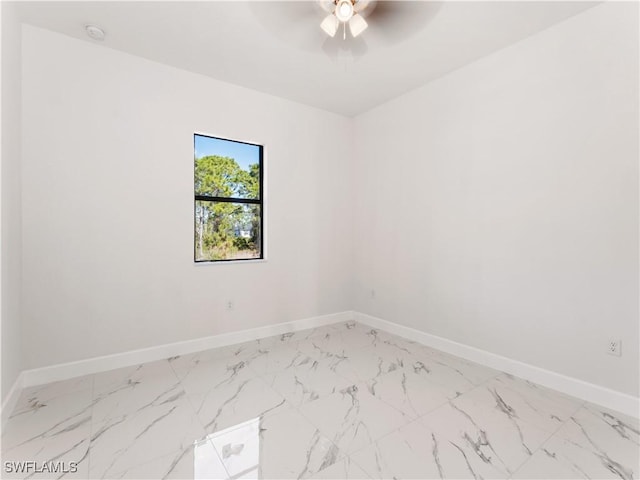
20,311 -> 355,389
10,309 -> 639,421
1,371 -> 25,429
355,312 -> 640,419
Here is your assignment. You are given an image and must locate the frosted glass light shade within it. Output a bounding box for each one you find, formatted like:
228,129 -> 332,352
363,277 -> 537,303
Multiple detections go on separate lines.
335,0 -> 354,22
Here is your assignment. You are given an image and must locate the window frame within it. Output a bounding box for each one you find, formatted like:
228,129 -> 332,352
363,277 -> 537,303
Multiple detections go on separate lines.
193,133 -> 264,263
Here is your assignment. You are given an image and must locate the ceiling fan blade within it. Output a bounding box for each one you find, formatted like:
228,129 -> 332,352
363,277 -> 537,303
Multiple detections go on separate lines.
365,1 -> 442,44
250,2 -> 329,52
250,1 -> 323,27
354,0 -> 375,14
319,1 -> 335,13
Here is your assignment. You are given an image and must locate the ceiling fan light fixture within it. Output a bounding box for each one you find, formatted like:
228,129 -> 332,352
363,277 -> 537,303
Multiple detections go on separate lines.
348,14 -> 368,38
320,13 -> 339,37
335,0 -> 354,22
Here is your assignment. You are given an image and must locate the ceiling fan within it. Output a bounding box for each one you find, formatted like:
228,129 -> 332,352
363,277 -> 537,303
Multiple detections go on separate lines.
249,1 -> 441,58
320,0 -> 371,39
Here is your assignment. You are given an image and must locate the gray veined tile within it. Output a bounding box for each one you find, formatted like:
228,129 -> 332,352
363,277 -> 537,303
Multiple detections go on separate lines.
168,341 -> 263,382
88,384 -> 206,479
257,325 -> 337,350
297,331 -> 353,359
350,419 -> 508,480
2,435 -> 90,479
186,365 -> 288,435
299,384 -> 412,455
404,353 -> 497,395
262,356 -> 355,408
581,401 -> 640,433
358,340 -> 417,369
368,332 -> 427,359
257,332 -> 306,350
419,399 -> 552,476
314,456 -> 371,479
364,368 -> 459,419
88,382 -> 206,479
340,328 -> 388,350
573,402 -> 639,446
9,375 -> 94,419
328,346 -> 409,384
511,446 -> 595,479
451,377 -> 582,436
92,359 -> 176,395
511,430 -> 637,479
91,359 -> 183,424
2,387 -> 93,454
514,404 -> 639,480
108,437 -> 228,480
429,351 -> 500,385
3,385 -> 93,480
174,353 -> 253,398
208,403 -> 341,479
2,388 -> 93,480
329,320 -> 370,333
492,373 -> 584,421
244,344 -> 318,376
296,325 -> 377,360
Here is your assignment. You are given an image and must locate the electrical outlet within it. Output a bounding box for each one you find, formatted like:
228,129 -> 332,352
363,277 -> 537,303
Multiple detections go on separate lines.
227,301 -> 234,311
606,338 -> 621,356
370,289 -> 376,299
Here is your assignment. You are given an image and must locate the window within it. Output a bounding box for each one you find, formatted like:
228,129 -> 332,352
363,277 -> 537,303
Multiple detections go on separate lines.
194,134 -> 263,262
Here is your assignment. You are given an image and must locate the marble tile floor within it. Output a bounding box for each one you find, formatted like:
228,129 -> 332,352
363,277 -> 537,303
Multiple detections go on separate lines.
2,320 -> 638,479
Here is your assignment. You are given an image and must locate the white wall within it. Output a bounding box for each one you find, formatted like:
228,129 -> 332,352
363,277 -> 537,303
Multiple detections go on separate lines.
1,1 -> 23,402
21,25 -> 353,369
354,2 -> 639,397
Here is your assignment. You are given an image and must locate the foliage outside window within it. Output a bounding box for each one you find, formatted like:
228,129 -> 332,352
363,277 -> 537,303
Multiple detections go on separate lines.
194,134 -> 263,262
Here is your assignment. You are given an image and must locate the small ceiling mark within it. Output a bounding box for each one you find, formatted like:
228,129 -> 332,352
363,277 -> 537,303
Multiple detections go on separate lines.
85,24 -> 105,41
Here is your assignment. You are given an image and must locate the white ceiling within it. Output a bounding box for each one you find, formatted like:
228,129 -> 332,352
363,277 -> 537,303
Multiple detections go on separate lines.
15,1 -> 599,117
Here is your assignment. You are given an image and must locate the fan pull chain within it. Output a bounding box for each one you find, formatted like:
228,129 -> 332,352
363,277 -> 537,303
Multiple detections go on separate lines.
343,22 -> 346,40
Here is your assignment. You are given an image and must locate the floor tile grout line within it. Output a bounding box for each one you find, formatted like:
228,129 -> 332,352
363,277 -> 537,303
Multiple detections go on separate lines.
509,387 -> 586,478
252,370 -> 355,479
450,372 -> 572,431
505,398 -> 587,479
345,453 -> 375,479
484,375 -> 587,432
288,391 -> 352,469
244,352 -> 351,473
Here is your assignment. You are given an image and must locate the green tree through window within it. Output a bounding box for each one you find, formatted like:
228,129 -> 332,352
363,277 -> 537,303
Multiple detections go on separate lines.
194,134 -> 263,262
